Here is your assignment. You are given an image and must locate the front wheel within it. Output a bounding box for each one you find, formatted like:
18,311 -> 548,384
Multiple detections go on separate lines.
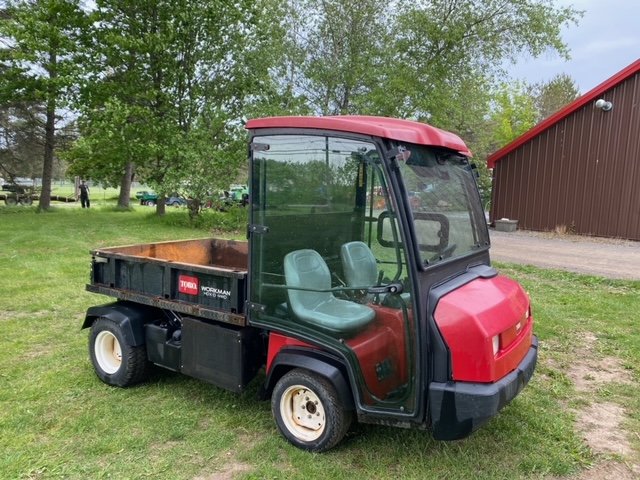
5,196 -> 17,206
89,317 -> 149,387
272,369 -> 352,452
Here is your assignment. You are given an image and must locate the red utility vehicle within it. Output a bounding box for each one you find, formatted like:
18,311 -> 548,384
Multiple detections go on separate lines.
83,116 -> 537,452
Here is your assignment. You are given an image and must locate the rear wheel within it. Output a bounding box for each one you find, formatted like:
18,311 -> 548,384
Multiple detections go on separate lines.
272,368 -> 352,452
144,200 -> 155,206
18,196 -> 33,206
5,196 -> 17,206
89,317 -> 149,387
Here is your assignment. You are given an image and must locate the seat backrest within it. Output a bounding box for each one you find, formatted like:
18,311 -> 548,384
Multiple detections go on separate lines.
284,249 -> 333,313
341,241 -> 377,288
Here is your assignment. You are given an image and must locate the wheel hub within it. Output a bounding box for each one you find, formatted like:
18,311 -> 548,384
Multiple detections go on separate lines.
280,386 -> 326,441
94,330 -> 122,374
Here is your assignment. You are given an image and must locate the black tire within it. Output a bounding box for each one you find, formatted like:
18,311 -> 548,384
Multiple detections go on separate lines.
88,317 -> 150,387
144,200 -> 155,206
5,196 -> 17,206
271,368 -> 352,452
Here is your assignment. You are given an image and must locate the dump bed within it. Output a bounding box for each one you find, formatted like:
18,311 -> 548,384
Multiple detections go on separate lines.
87,238 -> 248,326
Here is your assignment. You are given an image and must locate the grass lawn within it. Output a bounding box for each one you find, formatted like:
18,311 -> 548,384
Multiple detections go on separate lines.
0,205 -> 638,479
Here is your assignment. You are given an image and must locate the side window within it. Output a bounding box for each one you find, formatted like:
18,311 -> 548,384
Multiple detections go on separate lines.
250,134 -> 378,317
363,161 -> 408,285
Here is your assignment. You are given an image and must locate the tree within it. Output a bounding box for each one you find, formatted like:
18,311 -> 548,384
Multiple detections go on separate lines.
489,82 -> 538,149
381,0 -> 580,119
0,103 -> 44,180
0,0 -> 88,210
64,98 -> 156,205
282,0 -> 392,115
68,0 -> 284,213
277,0 -> 581,205
533,73 -> 580,121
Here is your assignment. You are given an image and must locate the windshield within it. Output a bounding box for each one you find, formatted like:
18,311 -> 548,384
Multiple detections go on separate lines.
395,143 -> 489,266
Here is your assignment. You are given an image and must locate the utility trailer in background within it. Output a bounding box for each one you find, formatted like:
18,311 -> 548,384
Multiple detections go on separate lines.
83,116 -> 537,452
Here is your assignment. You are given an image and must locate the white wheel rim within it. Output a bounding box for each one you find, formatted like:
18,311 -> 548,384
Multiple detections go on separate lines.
95,331 -> 122,374
280,385 -> 326,442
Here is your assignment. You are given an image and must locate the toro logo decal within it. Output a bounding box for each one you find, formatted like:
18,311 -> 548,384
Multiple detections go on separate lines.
178,275 -> 199,295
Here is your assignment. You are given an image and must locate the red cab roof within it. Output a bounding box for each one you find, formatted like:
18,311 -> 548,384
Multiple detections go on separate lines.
246,115 -> 471,156
487,58 -> 640,168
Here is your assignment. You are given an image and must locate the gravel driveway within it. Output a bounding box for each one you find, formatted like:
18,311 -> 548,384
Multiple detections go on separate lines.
489,229 -> 640,280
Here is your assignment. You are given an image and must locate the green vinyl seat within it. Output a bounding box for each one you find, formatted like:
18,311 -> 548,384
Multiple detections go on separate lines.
340,241 -> 411,307
284,249 -> 375,334
340,241 -> 378,288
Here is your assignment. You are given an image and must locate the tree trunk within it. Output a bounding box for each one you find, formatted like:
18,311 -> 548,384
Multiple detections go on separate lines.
38,34 -> 58,212
117,161 -> 134,208
156,195 -> 166,216
187,198 -> 200,220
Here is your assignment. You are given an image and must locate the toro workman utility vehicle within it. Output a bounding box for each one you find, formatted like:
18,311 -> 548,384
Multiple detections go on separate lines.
83,116 -> 537,451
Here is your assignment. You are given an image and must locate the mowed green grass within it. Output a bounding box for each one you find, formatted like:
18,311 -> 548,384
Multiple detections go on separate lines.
0,206 -> 638,479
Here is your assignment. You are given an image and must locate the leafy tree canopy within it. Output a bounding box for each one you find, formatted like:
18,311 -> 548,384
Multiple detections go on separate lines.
66,0 -> 284,212
533,73 -> 581,121
0,0 -> 88,209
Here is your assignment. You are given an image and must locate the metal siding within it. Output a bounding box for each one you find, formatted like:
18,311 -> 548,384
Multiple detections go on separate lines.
543,125 -> 555,227
526,138 -> 539,228
603,80 -> 628,237
515,143 -> 525,225
615,81 -> 633,236
625,75 -> 640,236
492,71 -> 640,240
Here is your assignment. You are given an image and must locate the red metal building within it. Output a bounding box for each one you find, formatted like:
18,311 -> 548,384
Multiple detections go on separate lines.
488,59 -> 640,240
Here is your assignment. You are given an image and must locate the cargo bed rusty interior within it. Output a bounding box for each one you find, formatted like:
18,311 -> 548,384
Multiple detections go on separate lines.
87,238 -> 249,325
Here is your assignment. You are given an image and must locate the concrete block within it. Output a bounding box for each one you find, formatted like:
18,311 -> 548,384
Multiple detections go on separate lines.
495,218 -> 518,232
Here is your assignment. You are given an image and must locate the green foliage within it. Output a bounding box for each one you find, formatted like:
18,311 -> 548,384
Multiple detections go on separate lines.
0,103 -> 45,179
533,73 -> 581,121
490,82 -> 539,149
274,0 -> 581,206
156,203 -> 248,231
64,98 -> 155,187
0,0 -> 89,209
65,0 -> 284,214
379,0 -> 579,118
281,0 -> 580,120
4,0 -> 585,219
283,0 -> 392,115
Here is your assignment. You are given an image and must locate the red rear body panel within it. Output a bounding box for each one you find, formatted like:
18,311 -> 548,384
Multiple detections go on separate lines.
267,304 -> 409,402
434,275 -> 532,383
266,333 -> 311,373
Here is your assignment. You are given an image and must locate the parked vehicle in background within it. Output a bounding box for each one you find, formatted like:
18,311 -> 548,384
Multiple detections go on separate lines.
135,191 -> 186,207
135,190 -> 153,199
83,116 -> 537,452
135,191 -> 158,206
1,180 -> 37,206
166,196 -> 187,207
229,184 -> 249,205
